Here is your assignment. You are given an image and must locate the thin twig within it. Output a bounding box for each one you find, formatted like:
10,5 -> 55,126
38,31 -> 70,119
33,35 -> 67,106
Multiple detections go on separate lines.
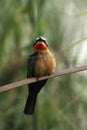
0,65 -> 87,93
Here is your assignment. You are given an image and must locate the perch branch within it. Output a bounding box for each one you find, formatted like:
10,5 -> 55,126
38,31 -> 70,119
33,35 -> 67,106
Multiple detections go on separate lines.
0,65 -> 87,93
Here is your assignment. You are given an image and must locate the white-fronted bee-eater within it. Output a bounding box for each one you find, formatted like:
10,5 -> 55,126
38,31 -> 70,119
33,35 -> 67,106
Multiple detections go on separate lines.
24,36 -> 56,115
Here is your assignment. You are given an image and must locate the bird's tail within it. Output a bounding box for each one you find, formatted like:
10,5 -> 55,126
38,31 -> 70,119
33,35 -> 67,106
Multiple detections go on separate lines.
24,94 -> 37,115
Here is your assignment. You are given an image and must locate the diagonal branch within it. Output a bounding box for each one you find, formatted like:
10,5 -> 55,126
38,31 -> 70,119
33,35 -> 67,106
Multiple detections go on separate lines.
0,65 -> 87,93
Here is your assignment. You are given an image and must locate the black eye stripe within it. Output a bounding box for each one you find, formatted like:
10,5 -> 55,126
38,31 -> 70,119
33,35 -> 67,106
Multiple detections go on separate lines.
33,37 -> 48,47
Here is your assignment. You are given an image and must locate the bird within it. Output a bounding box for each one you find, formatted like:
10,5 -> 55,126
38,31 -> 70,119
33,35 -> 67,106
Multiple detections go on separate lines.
24,36 -> 56,115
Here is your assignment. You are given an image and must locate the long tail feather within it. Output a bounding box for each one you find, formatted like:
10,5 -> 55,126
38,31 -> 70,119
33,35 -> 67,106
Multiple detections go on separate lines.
24,94 -> 37,115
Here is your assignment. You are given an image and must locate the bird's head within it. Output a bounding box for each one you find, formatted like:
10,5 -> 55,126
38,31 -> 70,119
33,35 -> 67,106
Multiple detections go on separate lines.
33,36 -> 48,51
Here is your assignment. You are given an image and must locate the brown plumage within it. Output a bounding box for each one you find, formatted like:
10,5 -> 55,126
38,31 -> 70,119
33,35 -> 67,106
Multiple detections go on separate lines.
24,36 -> 56,115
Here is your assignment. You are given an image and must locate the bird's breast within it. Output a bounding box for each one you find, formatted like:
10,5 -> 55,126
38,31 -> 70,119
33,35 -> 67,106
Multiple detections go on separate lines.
34,51 -> 56,78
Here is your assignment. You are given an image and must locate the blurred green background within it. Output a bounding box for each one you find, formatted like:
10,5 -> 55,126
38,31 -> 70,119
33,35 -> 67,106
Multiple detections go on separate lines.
0,0 -> 87,130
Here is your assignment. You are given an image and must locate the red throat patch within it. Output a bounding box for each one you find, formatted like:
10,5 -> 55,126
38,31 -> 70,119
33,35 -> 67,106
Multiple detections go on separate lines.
34,43 -> 48,50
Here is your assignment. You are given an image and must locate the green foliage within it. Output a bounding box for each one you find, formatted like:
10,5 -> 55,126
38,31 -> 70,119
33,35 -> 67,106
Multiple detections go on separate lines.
0,0 -> 87,130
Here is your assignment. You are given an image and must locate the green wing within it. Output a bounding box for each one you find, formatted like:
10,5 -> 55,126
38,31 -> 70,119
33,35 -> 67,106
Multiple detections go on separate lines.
27,52 -> 38,78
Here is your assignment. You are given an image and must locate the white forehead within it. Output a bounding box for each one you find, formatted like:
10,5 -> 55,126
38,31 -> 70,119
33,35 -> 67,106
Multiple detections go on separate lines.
36,36 -> 46,41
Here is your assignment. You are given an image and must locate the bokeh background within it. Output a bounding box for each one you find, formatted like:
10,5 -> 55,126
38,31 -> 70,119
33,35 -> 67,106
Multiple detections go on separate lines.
0,0 -> 87,130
